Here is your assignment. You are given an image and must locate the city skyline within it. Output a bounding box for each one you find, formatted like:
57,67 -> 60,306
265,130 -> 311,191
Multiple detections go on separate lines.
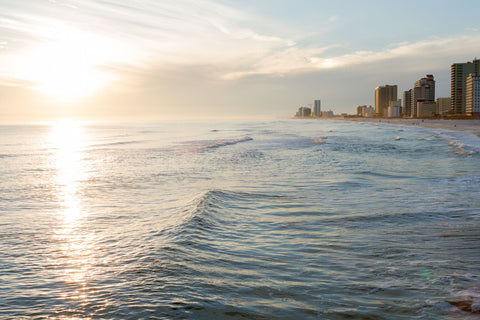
1,1 -> 480,121
296,58 -> 477,118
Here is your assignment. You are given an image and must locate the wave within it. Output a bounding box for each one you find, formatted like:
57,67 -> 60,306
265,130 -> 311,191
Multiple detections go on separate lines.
171,189 -> 284,238
92,140 -> 147,148
432,130 -> 480,155
168,190 -> 235,240
0,154 -> 16,158
179,136 -> 253,151
206,136 -> 253,149
448,140 -> 480,155
355,170 -> 416,180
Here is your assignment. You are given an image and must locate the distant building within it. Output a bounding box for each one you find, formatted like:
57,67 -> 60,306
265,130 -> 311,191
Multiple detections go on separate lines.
451,58 -> 480,114
388,106 -> 401,118
313,100 -> 321,117
305,108 -> 312,117
387,99 -> 402,118
357,105 -> 375,117
411,75 -> 435,117
466,73 -> 480,117
296,107 -> 311,118
375,85 -> 397,117
414,75 -> 435,101
403,90 -> 412,117
436,97 -> 451,116
417,101 -> 437,118
319,110 -> 334,118
365,105 -> 375,117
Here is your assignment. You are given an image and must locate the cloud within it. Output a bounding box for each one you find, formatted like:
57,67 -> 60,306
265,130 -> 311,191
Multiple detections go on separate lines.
5,0 -> 479,86
0,0 -> 301,87
221,44 -> 343,79
221,33 -> 480,79
317,36 -> 480,69
2,0 -> 480,121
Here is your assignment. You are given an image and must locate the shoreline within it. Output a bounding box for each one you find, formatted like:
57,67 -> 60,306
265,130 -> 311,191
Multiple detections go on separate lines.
339,118 -> 480,136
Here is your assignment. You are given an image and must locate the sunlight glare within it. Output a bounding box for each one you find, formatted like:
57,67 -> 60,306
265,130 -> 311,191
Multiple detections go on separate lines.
18,25 -> 116,100
49,119 -> 96,294
50,119 -> 89,220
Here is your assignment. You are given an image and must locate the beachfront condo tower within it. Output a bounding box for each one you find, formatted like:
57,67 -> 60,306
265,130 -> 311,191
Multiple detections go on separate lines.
411,75 -> 435,117
314,100 -> 321,117
466,73 -> 480,117
375,85 -> 397,117
451,58 -> 480,115
403,90 -> 412,117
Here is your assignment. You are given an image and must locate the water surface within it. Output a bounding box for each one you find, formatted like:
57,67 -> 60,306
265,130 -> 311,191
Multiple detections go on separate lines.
1,120 -> 479,319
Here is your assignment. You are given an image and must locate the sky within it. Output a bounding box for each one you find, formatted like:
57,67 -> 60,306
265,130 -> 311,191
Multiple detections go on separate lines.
1,0 -> 480,121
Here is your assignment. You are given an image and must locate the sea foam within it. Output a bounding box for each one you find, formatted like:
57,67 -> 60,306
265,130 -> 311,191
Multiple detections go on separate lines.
435,130 -> 480,155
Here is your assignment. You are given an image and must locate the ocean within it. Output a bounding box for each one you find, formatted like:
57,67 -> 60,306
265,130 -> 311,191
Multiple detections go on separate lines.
1,119 -> 479,319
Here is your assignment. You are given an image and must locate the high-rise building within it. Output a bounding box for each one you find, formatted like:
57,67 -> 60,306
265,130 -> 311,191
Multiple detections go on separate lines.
403,90 -> 412,117
411,87 -> 424,117
436,97 -> 451,116
314,100 -> 321,117
451,58 -> 480,114
466,73 -> 480,117
295,106 -> 311,117
414,75 -> 435,101
357,105 -> 362,116
411,75 -> 435,117
375,85 -> 397,117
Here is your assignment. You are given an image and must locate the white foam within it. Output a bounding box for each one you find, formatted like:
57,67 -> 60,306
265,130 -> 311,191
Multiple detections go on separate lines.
435,130 -> 480,155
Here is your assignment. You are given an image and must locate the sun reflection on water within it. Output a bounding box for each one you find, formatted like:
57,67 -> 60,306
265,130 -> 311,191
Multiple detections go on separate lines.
50,119 -> 89,220
49,119 -> 95,297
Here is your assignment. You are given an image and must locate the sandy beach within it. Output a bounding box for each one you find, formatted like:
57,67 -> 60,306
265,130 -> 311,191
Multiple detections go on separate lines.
342,118 -> 480,136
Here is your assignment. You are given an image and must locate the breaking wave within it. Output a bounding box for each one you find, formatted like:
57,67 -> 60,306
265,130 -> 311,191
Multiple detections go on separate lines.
206,136 -> 253,149
434,130 -> 480,155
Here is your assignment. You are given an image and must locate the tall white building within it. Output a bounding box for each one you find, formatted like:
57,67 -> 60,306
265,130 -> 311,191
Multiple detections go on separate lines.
314,100 -> 321,117
466,73 -> 480,117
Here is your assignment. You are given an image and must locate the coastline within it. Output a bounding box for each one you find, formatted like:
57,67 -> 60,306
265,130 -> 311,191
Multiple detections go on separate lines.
339,118 -> 480,136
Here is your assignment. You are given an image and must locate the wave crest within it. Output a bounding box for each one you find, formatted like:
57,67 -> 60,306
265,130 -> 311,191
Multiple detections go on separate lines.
206,136 -> 253,149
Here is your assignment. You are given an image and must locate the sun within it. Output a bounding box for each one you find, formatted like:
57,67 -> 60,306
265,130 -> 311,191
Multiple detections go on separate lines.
17,25 -> 115,101
21,45 -> 110,100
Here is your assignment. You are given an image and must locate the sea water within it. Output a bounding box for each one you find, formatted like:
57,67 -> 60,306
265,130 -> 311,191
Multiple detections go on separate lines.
0,119 -> 479,319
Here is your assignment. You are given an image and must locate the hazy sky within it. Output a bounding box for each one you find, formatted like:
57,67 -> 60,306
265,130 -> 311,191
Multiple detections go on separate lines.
1,0 -> 480,121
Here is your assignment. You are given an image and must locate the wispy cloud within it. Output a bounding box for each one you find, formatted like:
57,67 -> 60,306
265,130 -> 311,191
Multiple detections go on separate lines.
2,0 -> 480,88
222,33 -> 480,79
0,0 -> 299,85
309,35 -> 480,71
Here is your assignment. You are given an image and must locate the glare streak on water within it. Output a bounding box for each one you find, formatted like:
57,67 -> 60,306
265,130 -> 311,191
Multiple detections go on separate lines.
0,120 -> 479,319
